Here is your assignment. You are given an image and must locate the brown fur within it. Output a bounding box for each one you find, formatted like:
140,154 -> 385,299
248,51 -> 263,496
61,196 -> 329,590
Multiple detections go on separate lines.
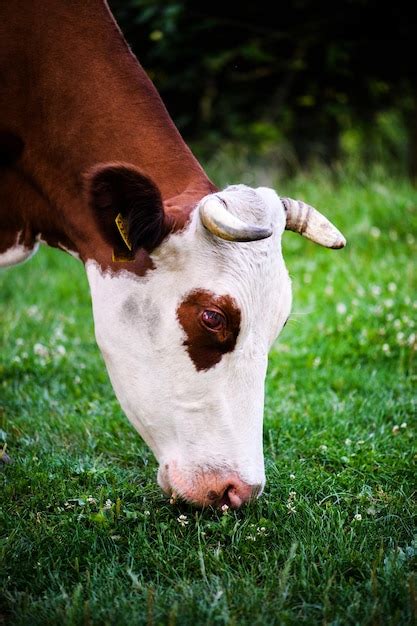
176,289 -> 241,371
0,1 -> 217,271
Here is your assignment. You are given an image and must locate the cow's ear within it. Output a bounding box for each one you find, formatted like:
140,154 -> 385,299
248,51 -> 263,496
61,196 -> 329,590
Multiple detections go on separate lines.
85,162 -> 171,253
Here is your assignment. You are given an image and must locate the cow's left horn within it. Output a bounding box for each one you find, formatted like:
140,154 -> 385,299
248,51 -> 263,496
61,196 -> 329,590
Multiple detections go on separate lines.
200,196 -> 272,242
282,197 -> 346,249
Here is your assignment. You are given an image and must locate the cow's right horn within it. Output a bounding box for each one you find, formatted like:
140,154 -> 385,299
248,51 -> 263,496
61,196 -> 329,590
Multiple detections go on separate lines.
200,196 -> 272,242
282,197 -> 346,249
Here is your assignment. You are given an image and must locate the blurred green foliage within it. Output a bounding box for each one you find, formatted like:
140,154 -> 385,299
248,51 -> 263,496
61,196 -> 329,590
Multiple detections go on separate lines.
109,0 -> 416,177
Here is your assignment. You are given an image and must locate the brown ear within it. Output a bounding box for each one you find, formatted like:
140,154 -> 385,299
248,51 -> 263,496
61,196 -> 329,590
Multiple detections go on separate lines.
85,162 -> 171,253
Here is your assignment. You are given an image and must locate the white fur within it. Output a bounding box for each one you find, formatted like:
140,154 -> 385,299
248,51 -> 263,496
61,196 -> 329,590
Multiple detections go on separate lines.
86,186 -> 292,490
0,233 -> 39,268
0,234 -> 81,268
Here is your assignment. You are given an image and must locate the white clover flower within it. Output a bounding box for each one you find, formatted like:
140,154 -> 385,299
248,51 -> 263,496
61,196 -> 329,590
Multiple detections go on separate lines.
16,338 -> 24,346
394,319 -> 402,329
103,499 -> 113,510
370,226 -> 381,238
56,345 -> 66,356
384,299 -> 394,309
345,438 -> 352,446
324,285 -> 334,296
336,302 -> 347,315
389,230 -> 398,241
371,285 -> 382,296
86,496 -> 97,504
177,514 -> 188,526
400,422 -> 407,429
382,343 -> 390,353
313,357 -> 321,368
221,504 -> 229,513
286,490 -> 297,513
392,425 -> 400,435
408,333 -> 416,346
388,282 -> 397,293
406,234 -> 415,245
289,473 -> 296,480
27,305 -> 40,318
144,510 -> 151,516
353,513 -> 362,522
53,326 -> 67,341
34,343 -> 49,358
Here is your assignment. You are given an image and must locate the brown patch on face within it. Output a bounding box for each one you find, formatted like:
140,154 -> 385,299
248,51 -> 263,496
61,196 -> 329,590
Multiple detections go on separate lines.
176,289 -> 241,371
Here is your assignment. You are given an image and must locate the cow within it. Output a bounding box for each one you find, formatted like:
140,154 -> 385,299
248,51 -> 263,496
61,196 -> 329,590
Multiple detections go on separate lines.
0,1 -> 345,508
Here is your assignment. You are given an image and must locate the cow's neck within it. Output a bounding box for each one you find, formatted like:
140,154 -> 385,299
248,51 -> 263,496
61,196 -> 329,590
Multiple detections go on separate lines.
0,0 -> 215,265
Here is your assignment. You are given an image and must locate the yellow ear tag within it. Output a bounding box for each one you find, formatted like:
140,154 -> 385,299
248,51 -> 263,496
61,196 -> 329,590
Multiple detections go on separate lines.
112,213 -> 135,262
115,213 -> 132,250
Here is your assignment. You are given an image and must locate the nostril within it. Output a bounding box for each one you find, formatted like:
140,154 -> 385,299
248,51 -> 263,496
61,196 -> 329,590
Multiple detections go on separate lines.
219,481 -> 256,509
217,483 -> 238,508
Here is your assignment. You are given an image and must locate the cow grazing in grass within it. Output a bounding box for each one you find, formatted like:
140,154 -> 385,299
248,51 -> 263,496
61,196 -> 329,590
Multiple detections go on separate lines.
0,1 -> 346,508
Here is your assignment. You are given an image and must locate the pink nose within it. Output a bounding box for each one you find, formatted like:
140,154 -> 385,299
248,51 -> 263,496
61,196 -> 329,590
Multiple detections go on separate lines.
204,477 -> 256,509
163,465 -> 260,509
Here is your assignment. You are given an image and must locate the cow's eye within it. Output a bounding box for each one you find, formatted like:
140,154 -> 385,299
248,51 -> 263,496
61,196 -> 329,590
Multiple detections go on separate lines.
201,309 -> 226,331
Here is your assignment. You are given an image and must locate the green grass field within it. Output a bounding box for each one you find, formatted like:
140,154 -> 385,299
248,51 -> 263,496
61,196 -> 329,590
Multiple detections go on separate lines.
1,168 -> 416,625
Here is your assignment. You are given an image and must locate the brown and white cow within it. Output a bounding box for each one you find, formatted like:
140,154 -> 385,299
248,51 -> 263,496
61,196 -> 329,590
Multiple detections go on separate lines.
0,1 -> 345,508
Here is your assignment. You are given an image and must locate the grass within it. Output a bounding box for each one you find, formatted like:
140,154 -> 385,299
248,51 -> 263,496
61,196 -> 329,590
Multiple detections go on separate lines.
1,166 -> 416,625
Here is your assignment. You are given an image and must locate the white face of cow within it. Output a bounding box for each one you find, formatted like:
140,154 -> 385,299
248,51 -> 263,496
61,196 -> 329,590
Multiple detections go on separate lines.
87,185 -> 291,507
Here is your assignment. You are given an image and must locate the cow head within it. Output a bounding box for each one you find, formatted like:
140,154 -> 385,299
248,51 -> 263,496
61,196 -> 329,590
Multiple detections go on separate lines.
85,164 -> 345,508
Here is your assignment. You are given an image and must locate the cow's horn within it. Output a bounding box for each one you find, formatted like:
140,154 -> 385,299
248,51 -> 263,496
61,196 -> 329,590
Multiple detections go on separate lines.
281,197 -> 346,249
199,196 -> 272,242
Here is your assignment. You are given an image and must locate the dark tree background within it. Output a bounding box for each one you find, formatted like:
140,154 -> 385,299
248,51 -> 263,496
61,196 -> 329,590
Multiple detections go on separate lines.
109,0 -> 417,179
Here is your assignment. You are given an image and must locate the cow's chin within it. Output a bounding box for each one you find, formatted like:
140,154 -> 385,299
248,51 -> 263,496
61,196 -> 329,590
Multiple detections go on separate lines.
157,460 -> 264,509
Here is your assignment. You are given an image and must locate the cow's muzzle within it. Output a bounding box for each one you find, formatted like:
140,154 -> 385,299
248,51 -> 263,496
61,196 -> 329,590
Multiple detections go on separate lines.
158,462 -> 262,509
